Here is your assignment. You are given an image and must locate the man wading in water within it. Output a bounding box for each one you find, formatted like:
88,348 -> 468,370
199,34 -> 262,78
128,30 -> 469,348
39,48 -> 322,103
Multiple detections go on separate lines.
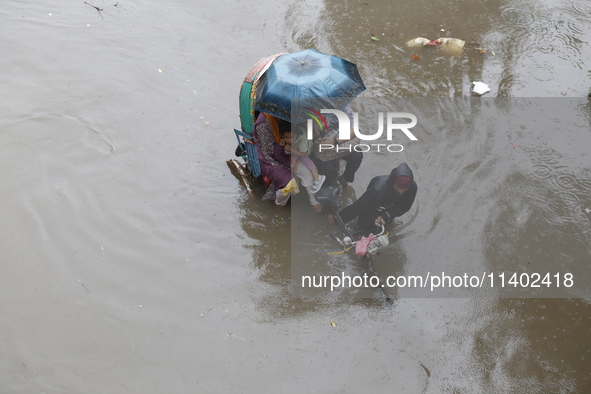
338,162 -> 417,236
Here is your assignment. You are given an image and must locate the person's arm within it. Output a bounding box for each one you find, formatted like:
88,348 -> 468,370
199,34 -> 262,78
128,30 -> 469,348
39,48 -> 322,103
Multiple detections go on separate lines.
318,136 -> 337,145
285,143 -> 308,158
338,199 -> 361,224
382,184 -> 417,222
312,124 -> 343,145
316,129 -> 338,146
271,142 -> 290,167
335,127 -> 353,143
338,188 -> 375,224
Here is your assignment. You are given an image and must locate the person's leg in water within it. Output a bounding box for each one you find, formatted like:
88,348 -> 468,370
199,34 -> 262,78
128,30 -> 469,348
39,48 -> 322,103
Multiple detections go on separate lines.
340,151 -> 363,184
292,162 -> 323,212
268,165 -> 298,206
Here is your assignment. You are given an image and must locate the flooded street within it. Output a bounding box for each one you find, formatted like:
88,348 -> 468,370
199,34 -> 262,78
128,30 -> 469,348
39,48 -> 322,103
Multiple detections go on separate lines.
1,0 -> 590,393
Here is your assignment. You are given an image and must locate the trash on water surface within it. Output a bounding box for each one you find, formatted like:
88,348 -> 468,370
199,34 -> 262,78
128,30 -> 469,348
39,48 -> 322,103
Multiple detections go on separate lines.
406,37 -> 430,47
406,37 -> 465,55
472,81 -> 491,95
437,37 -> 465,55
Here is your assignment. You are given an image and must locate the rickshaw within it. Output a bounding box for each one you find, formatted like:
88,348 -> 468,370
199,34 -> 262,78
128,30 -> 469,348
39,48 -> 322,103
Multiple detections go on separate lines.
227,49 -> 366,196
226,53 -> 285,194
227,50 -> 392,301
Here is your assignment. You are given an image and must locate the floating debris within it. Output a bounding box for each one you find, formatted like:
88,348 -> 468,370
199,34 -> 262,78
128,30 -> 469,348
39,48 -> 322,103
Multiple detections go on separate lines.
438,37 -> 465,55
420,363 -> 431,378
472,81 -> 491,95
78,280 -> 89,292
406,37 -> 430,47
406,37 -> 465,55
84,1 -> 104,19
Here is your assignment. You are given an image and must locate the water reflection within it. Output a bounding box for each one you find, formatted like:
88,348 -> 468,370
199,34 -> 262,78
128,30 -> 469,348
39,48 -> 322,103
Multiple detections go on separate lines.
237,187 -> 395,320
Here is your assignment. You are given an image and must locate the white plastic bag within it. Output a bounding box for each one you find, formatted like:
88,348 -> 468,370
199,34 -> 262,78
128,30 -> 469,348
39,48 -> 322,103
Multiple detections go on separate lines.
437,37 -> 465,55
406,37 -> 430,47
472,82 -> 491,95
406,37 -> 465,55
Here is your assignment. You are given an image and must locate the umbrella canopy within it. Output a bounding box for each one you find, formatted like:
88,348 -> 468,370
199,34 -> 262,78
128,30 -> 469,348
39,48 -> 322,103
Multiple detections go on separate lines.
254,49 -> 365,122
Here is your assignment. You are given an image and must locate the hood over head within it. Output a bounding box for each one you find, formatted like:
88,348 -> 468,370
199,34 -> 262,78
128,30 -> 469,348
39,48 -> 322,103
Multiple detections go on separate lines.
387,162 -> 414,188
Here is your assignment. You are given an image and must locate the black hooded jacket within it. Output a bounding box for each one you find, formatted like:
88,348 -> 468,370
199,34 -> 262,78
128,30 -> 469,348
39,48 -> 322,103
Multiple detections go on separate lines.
339,162 -> 417,234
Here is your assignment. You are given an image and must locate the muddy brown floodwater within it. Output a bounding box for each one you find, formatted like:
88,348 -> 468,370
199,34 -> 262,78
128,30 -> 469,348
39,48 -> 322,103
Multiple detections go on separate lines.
1,0 -> 590,393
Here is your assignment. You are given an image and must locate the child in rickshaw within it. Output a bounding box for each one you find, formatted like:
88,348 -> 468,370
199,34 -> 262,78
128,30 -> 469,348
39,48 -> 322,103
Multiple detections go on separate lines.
280,128 -> 325,192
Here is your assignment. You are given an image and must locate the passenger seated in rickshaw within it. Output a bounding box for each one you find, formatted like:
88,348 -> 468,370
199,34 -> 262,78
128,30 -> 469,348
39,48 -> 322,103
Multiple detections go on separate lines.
279,127 -> 325,193
253,112 -> 323,211
310,105 -> 363,187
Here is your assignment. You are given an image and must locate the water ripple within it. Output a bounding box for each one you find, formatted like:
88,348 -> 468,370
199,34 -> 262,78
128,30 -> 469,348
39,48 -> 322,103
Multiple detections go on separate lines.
547,190 -> 581,224
552,172 -> 578,190
530,164 -> 553,180
528,64 -> 554,82
531,147 -> 562,166
575,170 -> 591,192
570,1 -> 591,18
502,4 -> 587,71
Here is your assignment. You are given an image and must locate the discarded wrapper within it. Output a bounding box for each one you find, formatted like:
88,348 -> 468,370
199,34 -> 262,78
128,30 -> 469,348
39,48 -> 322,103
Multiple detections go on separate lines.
437,37 -> 465,55
406,37 -> 465,55
472,81 -> 491,95
406,37 -> 430,47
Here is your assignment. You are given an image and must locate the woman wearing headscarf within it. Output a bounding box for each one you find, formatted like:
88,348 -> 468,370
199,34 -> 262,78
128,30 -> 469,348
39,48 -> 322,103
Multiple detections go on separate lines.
253,112 -> 322,210
338,162 -> 417,236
